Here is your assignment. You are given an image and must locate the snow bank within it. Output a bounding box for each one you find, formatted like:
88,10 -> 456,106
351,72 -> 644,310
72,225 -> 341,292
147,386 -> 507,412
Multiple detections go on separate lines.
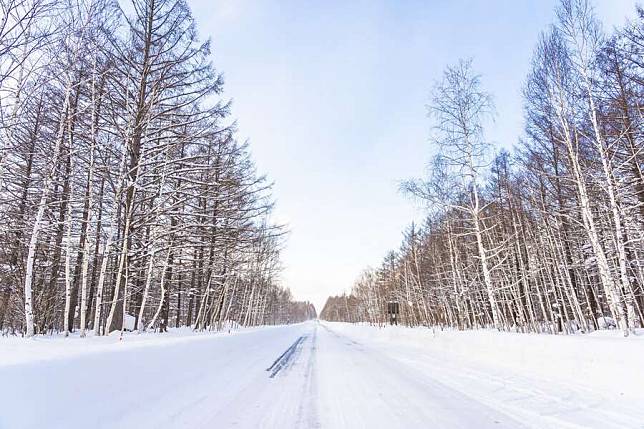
0,324 -> 277,367
327,323 -> 644,398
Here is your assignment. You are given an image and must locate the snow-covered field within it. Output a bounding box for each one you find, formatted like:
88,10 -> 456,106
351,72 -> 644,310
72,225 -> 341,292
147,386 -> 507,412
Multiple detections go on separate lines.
1,321 -> 643,428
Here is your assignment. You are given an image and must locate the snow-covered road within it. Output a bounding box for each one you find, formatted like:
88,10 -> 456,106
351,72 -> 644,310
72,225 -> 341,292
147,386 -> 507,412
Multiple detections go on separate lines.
1,321 -> 643,429
315,323 -> 522,428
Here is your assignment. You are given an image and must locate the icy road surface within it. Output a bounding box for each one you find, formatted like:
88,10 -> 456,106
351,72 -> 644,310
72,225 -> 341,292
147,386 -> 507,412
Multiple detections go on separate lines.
1,321 -> 643,428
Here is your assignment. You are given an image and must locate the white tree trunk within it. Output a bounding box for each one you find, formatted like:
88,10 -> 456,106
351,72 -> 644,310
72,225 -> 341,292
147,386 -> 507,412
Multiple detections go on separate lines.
473,185 -> 501,329
586,85 -> 634,335
137,250 -> 156,331
63,164 -> 74,337
23,88 -> 72,337
147,247 -> 172,331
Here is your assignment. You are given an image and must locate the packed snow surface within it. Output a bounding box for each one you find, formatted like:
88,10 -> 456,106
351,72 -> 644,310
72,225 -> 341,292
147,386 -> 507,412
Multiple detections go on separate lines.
1,321 -> 643,428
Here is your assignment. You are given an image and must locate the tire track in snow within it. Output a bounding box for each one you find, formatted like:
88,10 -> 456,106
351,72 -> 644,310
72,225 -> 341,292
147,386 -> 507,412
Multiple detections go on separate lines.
266,333 -> 307,378
296,323 -> 320,428
320,322 -> 364,349
199,323 -> 317,428
317,323 -> 527,428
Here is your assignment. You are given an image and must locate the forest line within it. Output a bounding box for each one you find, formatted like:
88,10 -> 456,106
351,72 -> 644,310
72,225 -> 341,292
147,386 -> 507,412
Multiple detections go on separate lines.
321,0 -> 644,336
0,0 -> 315,337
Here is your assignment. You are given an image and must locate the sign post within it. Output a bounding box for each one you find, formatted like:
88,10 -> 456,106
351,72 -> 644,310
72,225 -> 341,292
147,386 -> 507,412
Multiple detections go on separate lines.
387,301 -> 399,325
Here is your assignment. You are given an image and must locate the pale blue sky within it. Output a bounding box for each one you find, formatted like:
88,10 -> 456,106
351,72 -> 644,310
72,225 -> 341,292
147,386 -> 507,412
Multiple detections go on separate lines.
189,0 -> 638,312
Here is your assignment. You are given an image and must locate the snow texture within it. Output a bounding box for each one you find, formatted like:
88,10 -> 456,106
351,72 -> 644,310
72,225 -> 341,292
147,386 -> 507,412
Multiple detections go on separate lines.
1,321 -> 643,428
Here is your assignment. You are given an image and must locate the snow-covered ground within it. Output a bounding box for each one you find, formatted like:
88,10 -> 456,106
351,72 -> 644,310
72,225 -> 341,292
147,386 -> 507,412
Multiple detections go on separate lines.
324,323 -> 644,428
1,321 -> 643,428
